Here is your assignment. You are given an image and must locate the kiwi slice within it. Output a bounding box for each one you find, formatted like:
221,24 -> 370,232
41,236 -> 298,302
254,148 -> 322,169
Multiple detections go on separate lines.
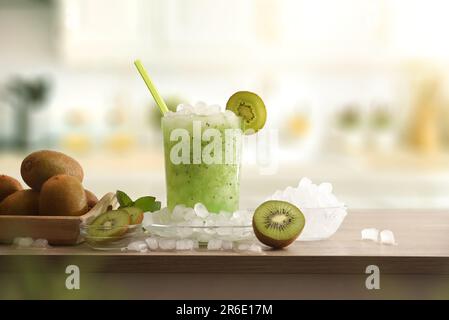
252,200 -> 305,249
122,206 -> 144,224
226,91 -> 267,134
87,209 -> 130,238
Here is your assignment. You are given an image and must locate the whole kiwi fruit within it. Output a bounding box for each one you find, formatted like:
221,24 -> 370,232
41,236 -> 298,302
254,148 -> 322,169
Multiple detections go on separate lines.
0,175 -> 23,202
85,189 -> 98,209
0,190 -> 40,216
39,174 -> 88,216
21,150 -> 84,190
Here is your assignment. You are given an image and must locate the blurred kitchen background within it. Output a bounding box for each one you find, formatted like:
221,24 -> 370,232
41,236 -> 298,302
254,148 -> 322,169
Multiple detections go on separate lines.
1,0 -> 449,209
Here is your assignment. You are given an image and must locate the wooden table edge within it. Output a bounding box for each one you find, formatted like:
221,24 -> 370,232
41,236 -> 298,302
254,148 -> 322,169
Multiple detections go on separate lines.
1,254 -> 448,275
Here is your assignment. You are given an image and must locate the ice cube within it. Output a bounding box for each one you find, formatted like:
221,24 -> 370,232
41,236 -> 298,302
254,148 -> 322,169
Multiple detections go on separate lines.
380,230 -> 397,245
148,207 -> 170,225
175,239 -> 195,250
32,239 -> 49,248
159,239 -> 176,250
177,103 -> 194,114
126,241 -> 148,252
231,210 -> 251,225
361,228 -> 379,242
222,240 -> 233,250
13,237 -> 34,248
298,177 -> 313,189
177,226 -> 194,238
319,182 -> 333,194
183,207 -> 196,221
271,190 -> 284,200
224,109 -> 238,121
142,212 -> 154,227
207,239 -> 222,250
145,237 -> 159,250
207,104 -> 221,115
194,203 -> 209,218
217,226 -> 232,236
217,210 -> 232,222
172,204 -> 187,221
182,239 -> 195,250
176,239 -> 186,250
191,218 -> 205,226
193,101 -> 209,115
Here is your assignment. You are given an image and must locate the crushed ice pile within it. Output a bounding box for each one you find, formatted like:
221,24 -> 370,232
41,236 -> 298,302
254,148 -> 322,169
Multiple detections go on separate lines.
361,228 -> 397,245
143,203 -> 253,229
164,102 -> 240,127
267,177 -> 347,241
123,238 -> 262,253
165,102 -> 235,118
138,203 -> 259,252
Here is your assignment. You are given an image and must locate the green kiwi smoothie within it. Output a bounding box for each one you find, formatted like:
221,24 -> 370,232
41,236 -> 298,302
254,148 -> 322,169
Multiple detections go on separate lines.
162,107 -> 242,213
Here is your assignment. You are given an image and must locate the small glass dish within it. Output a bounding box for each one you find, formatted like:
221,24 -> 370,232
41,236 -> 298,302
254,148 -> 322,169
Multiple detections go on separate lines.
80,223 -> 144,250
297,206 -> 347,241
145,224 -> 255,244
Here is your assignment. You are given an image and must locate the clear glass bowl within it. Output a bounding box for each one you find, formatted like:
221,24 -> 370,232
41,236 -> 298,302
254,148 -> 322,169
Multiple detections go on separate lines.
297,206 -> 347,241
80,223 -> 144,250
145,224 -> 254,244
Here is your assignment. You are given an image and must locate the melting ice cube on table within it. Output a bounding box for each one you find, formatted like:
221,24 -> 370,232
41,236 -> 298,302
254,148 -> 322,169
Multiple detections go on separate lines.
126,241 -> 148,252
145,237 -> 159,250
159,239 -> 176,250
361,228 -> 379,242
380,230 -> 397,245
176,239 -> 195,250
207,239 -> 222,250
32,239 -> 49,248
221,240 -> 233,250
13,237 -> 34,248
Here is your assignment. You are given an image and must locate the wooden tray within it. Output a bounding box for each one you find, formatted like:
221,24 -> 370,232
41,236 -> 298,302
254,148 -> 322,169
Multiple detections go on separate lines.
0,215 -> 83,245
0,193 -> 115,245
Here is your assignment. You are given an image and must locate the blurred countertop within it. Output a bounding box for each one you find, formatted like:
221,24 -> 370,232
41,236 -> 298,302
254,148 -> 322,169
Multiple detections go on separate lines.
2,149 -> 449,210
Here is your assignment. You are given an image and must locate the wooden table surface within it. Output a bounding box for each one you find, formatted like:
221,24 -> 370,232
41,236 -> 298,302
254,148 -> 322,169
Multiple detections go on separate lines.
1,209 -> 449,275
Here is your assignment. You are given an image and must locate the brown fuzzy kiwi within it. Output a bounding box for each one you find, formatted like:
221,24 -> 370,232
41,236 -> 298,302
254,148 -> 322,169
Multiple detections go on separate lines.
39,174 -> 88,216
0,190 -> 40,216
85,189 -> 99,209
21,150 -> 84,190
0,175 -> 23,203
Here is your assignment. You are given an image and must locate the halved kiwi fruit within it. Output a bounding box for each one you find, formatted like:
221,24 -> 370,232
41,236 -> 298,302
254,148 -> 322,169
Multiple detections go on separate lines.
122,206 -> 144,224
252,200 -> 305,249
87,209 -> 130,239
226,91 -> 266,134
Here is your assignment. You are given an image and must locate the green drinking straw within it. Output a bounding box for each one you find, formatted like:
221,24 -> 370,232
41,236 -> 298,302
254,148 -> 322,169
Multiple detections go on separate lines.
134,59 -> 169,115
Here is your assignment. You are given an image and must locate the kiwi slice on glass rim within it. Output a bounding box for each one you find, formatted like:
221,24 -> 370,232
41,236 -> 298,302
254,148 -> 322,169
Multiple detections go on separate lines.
252,200 -> 305,249
226,91 -> 267,134
87,209 -> 130,238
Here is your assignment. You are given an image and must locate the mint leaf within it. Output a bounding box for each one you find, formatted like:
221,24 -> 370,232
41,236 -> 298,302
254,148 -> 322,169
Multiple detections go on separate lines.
152,201 -> 161,212
117,190 -> 133,208
134,196 -> 159,212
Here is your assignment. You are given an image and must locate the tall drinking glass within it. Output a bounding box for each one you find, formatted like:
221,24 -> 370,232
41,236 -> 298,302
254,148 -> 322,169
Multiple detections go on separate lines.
162,111 -> 242,213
